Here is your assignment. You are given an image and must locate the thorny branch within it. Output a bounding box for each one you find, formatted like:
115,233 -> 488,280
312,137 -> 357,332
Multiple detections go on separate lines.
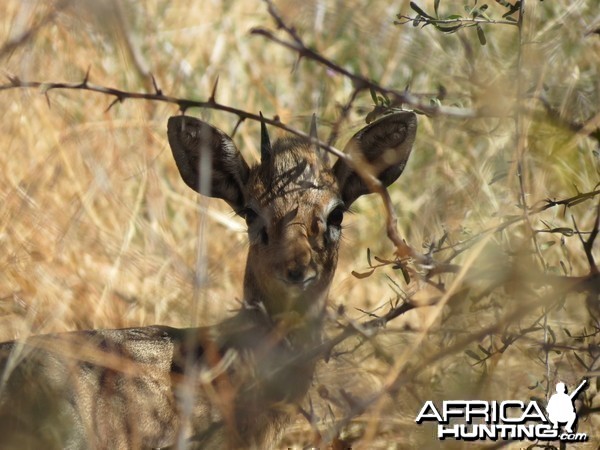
251,0 -> 477,119
0,73 -> 418,260
0,73 -> 308,137
0,74 -> 362,161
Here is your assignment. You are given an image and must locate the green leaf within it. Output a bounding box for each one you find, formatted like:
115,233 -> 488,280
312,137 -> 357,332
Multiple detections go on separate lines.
551,227 -> 574,236
465,350 -> 481,361
506,0 -> 518,8
434,0 -> 440,17
478,345 -> 491,356
410,2 -> 435,20
476,25 -> 487,45
563,328 -> 572,337
436,24 -> 462,33
370,88 -> 378,104
379,91 -> 391,106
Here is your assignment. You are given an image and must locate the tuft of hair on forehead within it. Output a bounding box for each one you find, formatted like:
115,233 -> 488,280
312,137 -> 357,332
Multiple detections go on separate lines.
271,137 -> 330,176
250,135 -> 335,205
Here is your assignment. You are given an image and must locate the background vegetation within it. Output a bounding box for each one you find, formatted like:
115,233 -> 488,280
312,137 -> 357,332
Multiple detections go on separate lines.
0,0 -> 598,448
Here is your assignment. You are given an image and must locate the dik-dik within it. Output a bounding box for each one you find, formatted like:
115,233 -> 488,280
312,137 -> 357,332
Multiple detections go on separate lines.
0,111 -> 416,449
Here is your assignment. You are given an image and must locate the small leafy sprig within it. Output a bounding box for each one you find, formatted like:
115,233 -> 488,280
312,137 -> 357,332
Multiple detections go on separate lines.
396,1 -> 522,46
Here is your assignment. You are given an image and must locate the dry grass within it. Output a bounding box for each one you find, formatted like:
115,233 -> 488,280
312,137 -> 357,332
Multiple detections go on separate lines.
0,0 -> 599,448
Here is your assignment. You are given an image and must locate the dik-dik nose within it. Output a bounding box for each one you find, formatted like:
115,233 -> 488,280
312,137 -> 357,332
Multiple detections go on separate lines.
283,241 -> 315,286
286,264 -> 310,284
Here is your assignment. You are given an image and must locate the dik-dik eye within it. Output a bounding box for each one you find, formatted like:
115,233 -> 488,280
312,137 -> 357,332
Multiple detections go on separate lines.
327,206 -> 345,228
242,208 -> 259,226
242,207 -> 268,245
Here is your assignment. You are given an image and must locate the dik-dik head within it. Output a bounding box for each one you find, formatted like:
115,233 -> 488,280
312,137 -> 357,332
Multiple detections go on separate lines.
167,112 -> 416,321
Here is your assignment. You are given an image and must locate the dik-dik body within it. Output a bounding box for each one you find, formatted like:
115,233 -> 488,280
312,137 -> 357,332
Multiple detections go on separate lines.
0,111 -> 416,449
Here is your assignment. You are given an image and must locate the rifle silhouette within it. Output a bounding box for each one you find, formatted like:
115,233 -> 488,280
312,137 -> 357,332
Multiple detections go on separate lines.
569,379 -> 587,400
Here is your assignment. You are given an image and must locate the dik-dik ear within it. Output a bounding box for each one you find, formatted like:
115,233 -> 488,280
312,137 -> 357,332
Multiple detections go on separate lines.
333,111 -> 417,206
167,116 -> 250,211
